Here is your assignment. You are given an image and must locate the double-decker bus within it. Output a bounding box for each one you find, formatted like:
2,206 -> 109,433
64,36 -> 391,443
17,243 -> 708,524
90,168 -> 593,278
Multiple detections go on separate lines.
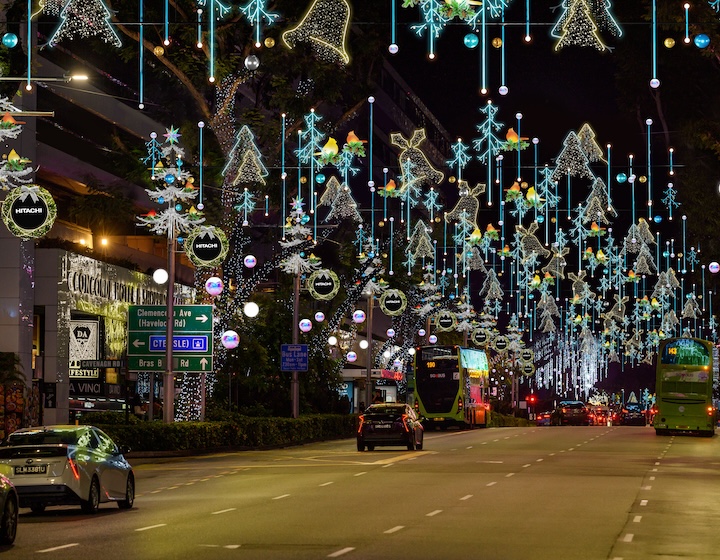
654,337 -> 716,437
413,345 -> 489,429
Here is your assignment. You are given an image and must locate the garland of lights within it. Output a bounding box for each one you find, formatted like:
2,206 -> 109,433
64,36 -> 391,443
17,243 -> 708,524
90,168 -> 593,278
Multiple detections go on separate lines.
1,185 -> 57,240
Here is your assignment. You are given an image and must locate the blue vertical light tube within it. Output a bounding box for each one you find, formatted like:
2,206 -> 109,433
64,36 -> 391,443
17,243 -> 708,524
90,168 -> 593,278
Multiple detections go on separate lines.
281,114 -> 287,235
651,0 -> 658,85
139,0 -> 144,108
682,215 -> 687,272
501,10 -> 506,90
198,121 -> 204,206
606,144 -> 612,209
391,0 -> 396,46
209,0 -> 215,80
383,168 -> 388,221
297,131 -> 302,203
516,113 -> 522,181
525,0 -> 530,40
26,0 -> 31,89
646,119 -> 652,218
481,5 -> 487,92
165,0 -> 170,45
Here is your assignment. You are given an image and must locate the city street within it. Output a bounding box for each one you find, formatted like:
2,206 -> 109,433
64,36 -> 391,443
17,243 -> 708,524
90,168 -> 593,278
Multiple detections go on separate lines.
2,426 -> 718,559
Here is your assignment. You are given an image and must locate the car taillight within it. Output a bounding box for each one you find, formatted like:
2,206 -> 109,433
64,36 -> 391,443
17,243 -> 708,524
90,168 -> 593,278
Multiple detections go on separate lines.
358,415 -> 365,433
708,406 -> 715,416
458,396 -> 463,412
414,401 -> 419,412
401,414 -> 410,432
67,457 -> 81,480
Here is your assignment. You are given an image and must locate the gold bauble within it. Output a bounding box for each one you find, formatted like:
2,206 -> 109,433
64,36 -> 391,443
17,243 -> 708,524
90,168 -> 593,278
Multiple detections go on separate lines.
449,176 -> 456,183
264,37 -> 275,48
300,176 -> 307,184
639,175 -> 647,183
492,37 -> 503,48
664,37 -> 676,49
434,216 -> 441,223
550,217 -> 556,224
521,181 -> 528,189
378,221 -> 385,228
153,46 -> 165,57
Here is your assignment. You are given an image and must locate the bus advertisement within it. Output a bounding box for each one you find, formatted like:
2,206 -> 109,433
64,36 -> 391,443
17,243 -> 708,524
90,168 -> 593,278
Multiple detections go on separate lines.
654,337 -> 716,437
413,345 -> 489,429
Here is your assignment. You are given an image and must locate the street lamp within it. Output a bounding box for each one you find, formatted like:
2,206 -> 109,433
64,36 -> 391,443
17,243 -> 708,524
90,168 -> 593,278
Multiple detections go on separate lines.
0,73 -> 88,91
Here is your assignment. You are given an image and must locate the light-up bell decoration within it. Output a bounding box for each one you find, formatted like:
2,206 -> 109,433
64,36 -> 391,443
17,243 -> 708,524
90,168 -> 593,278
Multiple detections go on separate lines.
282,0 -> 351,65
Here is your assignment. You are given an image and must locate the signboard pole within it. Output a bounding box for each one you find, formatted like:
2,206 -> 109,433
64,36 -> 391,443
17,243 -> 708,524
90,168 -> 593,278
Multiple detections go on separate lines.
291,272 -> 300,418
163,233 -> 176,423
365,293 -> 373,410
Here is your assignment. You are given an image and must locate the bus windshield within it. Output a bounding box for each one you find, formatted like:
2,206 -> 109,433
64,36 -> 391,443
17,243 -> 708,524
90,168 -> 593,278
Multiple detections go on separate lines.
415,346 -> 459,413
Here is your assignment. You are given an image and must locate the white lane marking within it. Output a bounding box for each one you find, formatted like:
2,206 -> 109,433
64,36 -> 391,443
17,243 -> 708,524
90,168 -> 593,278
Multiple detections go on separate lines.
640,500 -> 648,506
460,494 -> 473,501
328,547 -> 355,557
168,486 -> 180,490
642,486 -> 652,490
354,472 -> 367,477
212,508 -> 237,515
481,441 -> 488,445
466,446 -> 473,449
384,526 -> 404,534
568,448 -> 575,451
649,476 -> 656,481
522,464 -> 532,468
622,533 -> 634,543
486,482 -> 497,487
382,464 -> 393,468
136,524 -> 167,532
225,545 -> 241,549
478,460 -> 503,463
654,462 -> 660,466
651,468 -> 658,472
536,458 -> 544,462
319,482 -> 334,487
426,510 -> 442,517
150,490 -> 162,494
549,453 -> 556,456
505,473 -> 515,478
272,494 -> 291,500
633,516 -> 642,523
37,543 -> 80,553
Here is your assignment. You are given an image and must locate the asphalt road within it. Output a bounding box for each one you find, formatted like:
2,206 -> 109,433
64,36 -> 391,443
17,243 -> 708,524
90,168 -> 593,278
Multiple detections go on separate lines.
1,425 -> 718,559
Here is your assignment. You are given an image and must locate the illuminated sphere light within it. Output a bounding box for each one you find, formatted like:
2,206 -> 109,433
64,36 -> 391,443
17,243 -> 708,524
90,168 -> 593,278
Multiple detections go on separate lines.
491,37 -> 502,48
164,173 -> 175,184
175,204 -> 183,211
499,85 -> 508,96
316,173 -> 326,184
352,310 -> 366,323
388,43 -> 399,54
616,172 -> 627,183
428,335 -> 438,344
197,203 -> 204,210
694,34 -> 710,49
152,268 -> 169,284
709,262 -> 720,274
221,330 -> 240,349
299,319 -> 313,333
264,37 -> 275,48
359,340 -> 369,350
463,33 -> 479,49
418,329 -> 426,337
243,255 -> 257,268
328,336 -> 338,346
537,215 -> 545,224
245,55 -> 260,70
314,311 -> 325,322
154,46 -> 165,57
205,276 -> 224,296
408,348 -> 416,356
650,78 -> 661,89
653,215 -> 662,224
243,302 -> 259,318
393,359 -> 402,368
347,351 -> 357,363
664,37 -> 675,48
386,328 -> 396,338
2,33 -> 18,48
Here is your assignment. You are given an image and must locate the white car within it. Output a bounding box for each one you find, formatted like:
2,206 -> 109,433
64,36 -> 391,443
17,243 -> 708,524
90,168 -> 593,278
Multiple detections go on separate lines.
0,425 -> 134,514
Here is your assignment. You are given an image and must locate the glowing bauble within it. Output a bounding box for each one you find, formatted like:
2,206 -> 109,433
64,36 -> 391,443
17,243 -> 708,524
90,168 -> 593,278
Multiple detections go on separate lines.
299,319 -> 312,333
464,33 -> 479,48
616,173 -> 627,183
491,37 -> 502,48
359,340 -> 369,350
244,255 -> 257,268
694,34 -> 710,48
205,277 -> 224,296
499,85 -> 508,96
164,173 -> 175,184
347,351 -> 358,362
264,37 -> 275,48
328,336 -> 338,346
428,335 -> 438,344
388,43 -> 399,54
393,359 -> 402,368
244,55 -> 260,70
221,330 -> 240,349
653,215 -> 662,224
650,78 -> 660,89
664,37 -> 675,48
418,329 -> 426,337
352,310 -> 366,323
386,328 -> 396,338
243,302 -> 259,318
153,46 -> 165,56
316,173 -> 326,184
152,269 -> 168,284
314,312 -> 325,322
2,33 -> 18,48
537,215 -> 545,223
709,262 -> 720,274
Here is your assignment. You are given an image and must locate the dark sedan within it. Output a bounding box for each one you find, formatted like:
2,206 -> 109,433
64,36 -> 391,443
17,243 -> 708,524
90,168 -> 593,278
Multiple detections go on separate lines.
357,403 -> 424,451
620,405 -> 647,426
551,401 -> 591,426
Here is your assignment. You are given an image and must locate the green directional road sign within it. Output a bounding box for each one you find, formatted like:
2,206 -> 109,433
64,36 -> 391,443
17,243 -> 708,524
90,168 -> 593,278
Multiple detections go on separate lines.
128,305 -> 213,372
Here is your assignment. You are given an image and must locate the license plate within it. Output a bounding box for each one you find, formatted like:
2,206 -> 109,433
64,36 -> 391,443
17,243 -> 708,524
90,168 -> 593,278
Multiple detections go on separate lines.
14,465 -> 47,475
374,424 -> 392,429
433,417 -> 445,422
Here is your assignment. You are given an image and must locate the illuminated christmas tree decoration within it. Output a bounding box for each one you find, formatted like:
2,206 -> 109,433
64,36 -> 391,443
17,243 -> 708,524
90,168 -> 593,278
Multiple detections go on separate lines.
239,0 -> 280,47
282,0 -> 351,65
551,131 -> 594,182
48,0 -> 123,48
577,123 -> 605,163
552,0 -> 607,52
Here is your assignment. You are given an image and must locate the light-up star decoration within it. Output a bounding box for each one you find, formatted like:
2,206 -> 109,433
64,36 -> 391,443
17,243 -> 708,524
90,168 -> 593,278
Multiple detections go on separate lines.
163,126 -> 182,144
282,0 -> 351,65
48,0 -> 123,48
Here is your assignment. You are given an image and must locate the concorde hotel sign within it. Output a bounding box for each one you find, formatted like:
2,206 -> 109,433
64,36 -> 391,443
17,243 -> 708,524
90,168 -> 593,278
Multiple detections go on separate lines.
34,248 -> 194,423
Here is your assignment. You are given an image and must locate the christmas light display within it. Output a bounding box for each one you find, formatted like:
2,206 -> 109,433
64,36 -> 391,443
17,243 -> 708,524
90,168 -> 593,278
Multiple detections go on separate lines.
239,0 -> 280,47
282,0 -> 351,65
48,0 -> 123,48
551,0 -> 608,52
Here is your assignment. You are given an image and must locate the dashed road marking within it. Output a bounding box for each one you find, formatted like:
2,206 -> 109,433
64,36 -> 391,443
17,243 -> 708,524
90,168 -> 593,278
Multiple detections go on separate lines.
460,494 -> 473,501
426,510 -> 442,517
640,500 -> 648,506
354,472 -> 366,477
384,526 -> 404,534
37,543 -> 79,553
136,524 -> 167,532
320,482 -> 334,487
486,481 -> 497,487
328,547 -> 355,557
505,473 -> 515,478
272,494 -> 291,500
633,516 -> 642,523
622,533 -> 634,543
212,508 -> 237,515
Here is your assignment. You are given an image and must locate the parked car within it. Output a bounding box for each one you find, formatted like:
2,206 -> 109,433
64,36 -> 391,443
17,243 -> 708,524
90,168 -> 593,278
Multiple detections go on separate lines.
551,401 -> 591,426
536,411 -> 553,426
0,425 -> 134,514
357,403 -> 424,451
620,404 -> 647,426
0,474 -> 18,545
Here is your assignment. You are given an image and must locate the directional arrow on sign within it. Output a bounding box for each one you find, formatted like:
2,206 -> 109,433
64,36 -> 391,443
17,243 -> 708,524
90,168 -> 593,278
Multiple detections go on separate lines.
132,339 -> 145,348
196,314 -> 209,324
200,357 -> 209,370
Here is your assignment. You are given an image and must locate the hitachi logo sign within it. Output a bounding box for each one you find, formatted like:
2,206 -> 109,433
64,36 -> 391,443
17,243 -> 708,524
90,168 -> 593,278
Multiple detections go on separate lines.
14,207 -> 44,214
195,243 -> 219,249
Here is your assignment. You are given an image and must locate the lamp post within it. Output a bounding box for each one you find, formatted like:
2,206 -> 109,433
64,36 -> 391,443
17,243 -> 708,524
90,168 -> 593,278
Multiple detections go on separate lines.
163,230 -> 176,423
364,290 -> 374,409
291,272 -> 301,418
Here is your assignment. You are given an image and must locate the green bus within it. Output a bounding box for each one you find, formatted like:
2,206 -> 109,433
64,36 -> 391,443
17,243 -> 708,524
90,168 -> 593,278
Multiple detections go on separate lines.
413,345 -> 490,429
654,337 -> 716,437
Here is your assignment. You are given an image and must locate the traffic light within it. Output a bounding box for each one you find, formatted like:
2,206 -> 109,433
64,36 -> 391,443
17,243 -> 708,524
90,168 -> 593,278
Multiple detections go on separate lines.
527,394 -> 537,405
